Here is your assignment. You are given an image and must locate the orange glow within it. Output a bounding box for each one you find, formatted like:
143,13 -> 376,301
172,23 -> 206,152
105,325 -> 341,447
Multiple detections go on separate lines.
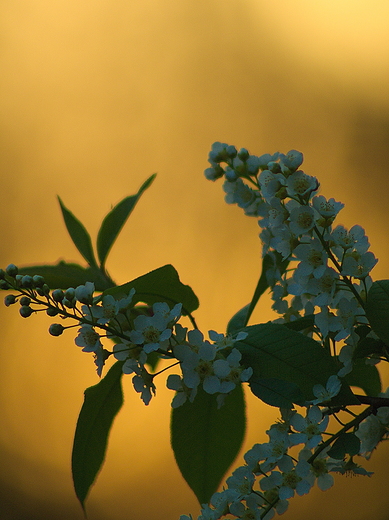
1,1 -> 389,519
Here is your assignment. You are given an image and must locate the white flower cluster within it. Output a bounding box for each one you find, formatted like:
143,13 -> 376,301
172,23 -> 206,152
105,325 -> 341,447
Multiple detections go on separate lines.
205,143 -> 378,374
180,403 -> 379,520
53,281 -> 253,407
167,328 -> 252,408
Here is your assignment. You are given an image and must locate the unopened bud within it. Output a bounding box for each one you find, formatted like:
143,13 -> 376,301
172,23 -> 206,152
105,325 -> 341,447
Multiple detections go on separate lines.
237,148 -> 250,161
52,289 -> 65,302
19,306 -> 33,318
49,323 -> 65,336
4,294 -> 17,307
32,275 -> 45,288
5,264 -> 18,277
46,307 -> 59,317
21,275 -> 34,288
19,296 -> 31,306
64,288 -> 75,301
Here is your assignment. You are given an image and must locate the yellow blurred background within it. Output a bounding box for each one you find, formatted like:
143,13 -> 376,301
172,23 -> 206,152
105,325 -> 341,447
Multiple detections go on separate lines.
1,1 -> 389,519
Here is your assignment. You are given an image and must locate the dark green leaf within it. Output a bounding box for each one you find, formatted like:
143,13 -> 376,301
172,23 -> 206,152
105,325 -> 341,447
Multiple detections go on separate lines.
354,337 -> 386,359
236,323 -> 359,405
72,361 -> 124,510
283,315 -> 315,332
104,264 -> 199,316
58,196 -> 98,268
327,433 -> 361,460
227,253 -> 288,333
227,303 -> 250,335
345,359 -> 381,397
97,174 -> 156,268
18,261 -> 114,291
171,384 -> 245,505
249,377 -> 305,408
365,280 -> 389,344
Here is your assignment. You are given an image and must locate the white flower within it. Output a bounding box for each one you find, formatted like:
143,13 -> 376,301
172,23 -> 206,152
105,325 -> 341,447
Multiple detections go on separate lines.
341,251 -> 378,278
259,198 -> 288,231
166,374 -> 195,408
132,372 -> 156,405
280,150 -> 304,172
290,406 -> 329,449
288,205 -> 315,236
88,294 -> 120,324
356,414 -> 383,458
293,239 -> 328,278
129,311 -> 172,353
331,224 -> 369,253
153,301 -> 182,323
312,195 -> 344,218
223,178 -> 256,209
306,267 -> 339,306
311,375 -> 342,405
75,324 -> 102,352
270,226 -> 295,259
208,330 -> 247,349
286,170 -> 318,199
75,281 -> 95,304
258,170 -> 286,201
226,465 -> 255,499
314,306 -> 342,338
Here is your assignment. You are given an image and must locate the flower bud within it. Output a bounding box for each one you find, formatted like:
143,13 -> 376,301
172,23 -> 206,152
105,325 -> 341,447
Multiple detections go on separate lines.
0,269 -> 5,280
226,145 -> 237,158
42,284 -> 51,296
237,148 -> 250,161
32,275 -> 45,288
49,323 -> 65,336
5,264 -> 18,277
225,168 -> 239,182
19,296 -> 31,306
46,307 -> 59,317
0,280 -> 10,290
21,275 -> 34,288
64,288 -> 75,301
4,294 -> 17,306
52,289 -> 65,302
19,305 -> 33,318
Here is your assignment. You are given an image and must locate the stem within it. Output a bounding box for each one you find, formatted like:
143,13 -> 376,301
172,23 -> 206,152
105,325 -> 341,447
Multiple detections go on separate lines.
308,405 -> 373,464
313,225 -> 365,309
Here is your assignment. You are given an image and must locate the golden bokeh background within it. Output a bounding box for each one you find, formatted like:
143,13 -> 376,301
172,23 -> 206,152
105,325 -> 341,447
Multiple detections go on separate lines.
1,1 -> 389,519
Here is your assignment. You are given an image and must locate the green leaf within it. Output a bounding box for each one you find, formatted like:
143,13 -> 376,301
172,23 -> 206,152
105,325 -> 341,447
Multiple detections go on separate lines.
227,303 -> 250,335
345,359 -> 381,397
249,377 -> 305,408
72,361 -> 124,510
354,337 -> 386,359
171,384 -> 245,505
283,314 -> 315,332
96,174 -> 156,268
365,280 -> 389,344
104,264 -> 199,316
327,433 -> 361,460
18,261 -> 114,291
227,252 -> 288,333
58,196 -> 98,268
236,323 -> 359,405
